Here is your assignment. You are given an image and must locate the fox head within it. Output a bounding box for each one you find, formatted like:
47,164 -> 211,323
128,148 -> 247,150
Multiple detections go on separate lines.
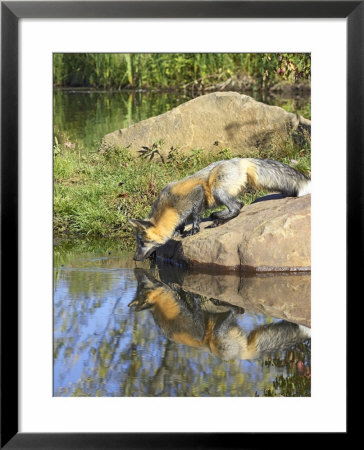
128,268 -> 164,311
128,218 -> 162,261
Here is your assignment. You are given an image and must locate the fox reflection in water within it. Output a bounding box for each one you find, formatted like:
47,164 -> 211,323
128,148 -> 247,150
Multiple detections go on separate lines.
129,269 -> 311,362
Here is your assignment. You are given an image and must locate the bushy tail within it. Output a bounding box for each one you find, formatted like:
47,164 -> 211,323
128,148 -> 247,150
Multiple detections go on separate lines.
253,159 -> 311,197
249,320 -> 311,358
297,179 -> 311,197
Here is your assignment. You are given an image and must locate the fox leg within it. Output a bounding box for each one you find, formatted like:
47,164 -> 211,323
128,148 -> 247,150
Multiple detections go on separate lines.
209,298 -> 245,315
183,203 -> 203,236
210,200 -> 244,220
173,223 -> 185,237
209,190 -> 243,227
183,186 -> 204,237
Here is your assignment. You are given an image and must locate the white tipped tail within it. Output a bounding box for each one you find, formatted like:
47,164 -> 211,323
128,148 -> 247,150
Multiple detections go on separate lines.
298,180 -> 311,197
299,325 -> 311,338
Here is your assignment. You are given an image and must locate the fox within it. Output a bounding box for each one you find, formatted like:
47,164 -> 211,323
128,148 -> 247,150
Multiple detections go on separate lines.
129,157 -> 311,261
129,269 -> 311,361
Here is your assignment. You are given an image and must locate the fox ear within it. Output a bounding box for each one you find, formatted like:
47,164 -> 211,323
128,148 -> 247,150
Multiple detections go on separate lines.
128,298 -> 140,308
128,218 -> 153,231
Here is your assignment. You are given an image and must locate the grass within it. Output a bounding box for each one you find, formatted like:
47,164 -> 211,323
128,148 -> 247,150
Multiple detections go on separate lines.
54,132 -> 311,249
53,53 -> 310,90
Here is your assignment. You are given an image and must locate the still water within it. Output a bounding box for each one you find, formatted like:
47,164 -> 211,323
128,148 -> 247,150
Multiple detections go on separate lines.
54,249 -> 311,397
53,89 -> 195,151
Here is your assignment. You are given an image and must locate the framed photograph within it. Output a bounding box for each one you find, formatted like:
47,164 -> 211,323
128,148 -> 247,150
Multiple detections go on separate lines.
2,1 -> 358,447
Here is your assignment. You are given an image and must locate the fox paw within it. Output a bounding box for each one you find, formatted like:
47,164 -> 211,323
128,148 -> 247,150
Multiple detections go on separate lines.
183,228 -> 199,237
209,298 -> 245,315
209,212 -> 219,220
208,219 -> 226,228
231,305 -> 245,315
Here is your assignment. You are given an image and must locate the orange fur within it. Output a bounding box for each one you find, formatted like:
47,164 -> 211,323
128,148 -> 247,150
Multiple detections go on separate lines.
147,207 -> 180,243
170,178 -> 202,196
147,288 -> 180,320
246,164 -> 261,191
170,175 -> 216,208
172,318 -> 216,350
242,328 -> 258,359
172,332 -> 205,348
205,167 -> 219,208
204,318 -> 220,356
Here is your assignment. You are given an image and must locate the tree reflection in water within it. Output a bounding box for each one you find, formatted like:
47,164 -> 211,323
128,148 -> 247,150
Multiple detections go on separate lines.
54,260 -> 311,397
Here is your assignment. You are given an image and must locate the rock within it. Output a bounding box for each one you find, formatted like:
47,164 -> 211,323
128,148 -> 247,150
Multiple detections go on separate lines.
205,73 -> 256,92
156,194 -> 311,272
269,80 -> 311,97
99,92 -> 311,155
158,266 -> 310,327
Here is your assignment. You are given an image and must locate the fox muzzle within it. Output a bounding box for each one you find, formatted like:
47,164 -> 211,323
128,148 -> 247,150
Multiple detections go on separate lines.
133,247 -> 156,261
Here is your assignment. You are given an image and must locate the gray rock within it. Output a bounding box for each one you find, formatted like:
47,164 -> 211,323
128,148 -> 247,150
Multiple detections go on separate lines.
99,92 -> 311,155
156,194 -> 311,272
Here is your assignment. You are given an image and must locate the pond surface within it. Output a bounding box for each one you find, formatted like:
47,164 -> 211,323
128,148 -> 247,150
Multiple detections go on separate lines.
54,249 -> 311,397
53,88 -> 310,152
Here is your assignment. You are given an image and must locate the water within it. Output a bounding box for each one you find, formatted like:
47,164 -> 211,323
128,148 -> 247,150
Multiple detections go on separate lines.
53,88 -> 310,152
53,89 -> 195,152
53,249 -> 311,397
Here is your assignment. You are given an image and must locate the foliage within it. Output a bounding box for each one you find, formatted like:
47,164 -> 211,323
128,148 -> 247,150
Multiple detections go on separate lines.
53,53 -> 310,90
256,341 -> 311,397
138,140 -> 166,163
243,53 -> 311,87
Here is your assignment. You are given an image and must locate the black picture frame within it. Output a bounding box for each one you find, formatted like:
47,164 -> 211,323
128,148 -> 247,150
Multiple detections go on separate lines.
1,1 -> 358,448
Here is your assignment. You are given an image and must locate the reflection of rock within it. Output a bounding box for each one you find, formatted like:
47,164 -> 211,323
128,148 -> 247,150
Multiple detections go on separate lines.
99,92 -> 310,155
270,81 -> 311,98
158,265 -> 310,327
157,194 -> 311,272
206,73 -> 256,92
187,273 -> 310,327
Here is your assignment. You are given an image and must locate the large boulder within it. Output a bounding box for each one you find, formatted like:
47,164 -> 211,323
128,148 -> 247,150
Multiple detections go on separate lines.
99,92 -> 311,155
156,194 -> 311,272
